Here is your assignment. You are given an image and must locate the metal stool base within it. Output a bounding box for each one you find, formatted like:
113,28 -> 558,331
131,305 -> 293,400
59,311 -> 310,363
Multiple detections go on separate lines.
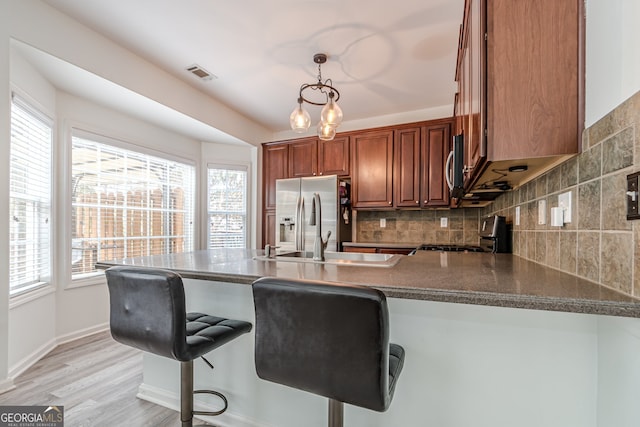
329,399 -> 344,427
181,360 -> 228,427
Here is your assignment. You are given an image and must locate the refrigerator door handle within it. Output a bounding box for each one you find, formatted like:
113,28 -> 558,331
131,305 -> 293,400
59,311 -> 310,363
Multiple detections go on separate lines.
298,197 -> 305,251
294,196 -> 302,251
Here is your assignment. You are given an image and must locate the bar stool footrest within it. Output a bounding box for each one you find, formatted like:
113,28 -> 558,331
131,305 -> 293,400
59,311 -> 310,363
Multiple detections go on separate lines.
193,389 -> 229,416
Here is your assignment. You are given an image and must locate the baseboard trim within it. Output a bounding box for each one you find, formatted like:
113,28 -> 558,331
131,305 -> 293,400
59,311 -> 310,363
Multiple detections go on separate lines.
55,323 -> 109,346
0,378 -> 16,395
8,338 -> 57,379
8,325 -> 109,380
137,383 -> 265,427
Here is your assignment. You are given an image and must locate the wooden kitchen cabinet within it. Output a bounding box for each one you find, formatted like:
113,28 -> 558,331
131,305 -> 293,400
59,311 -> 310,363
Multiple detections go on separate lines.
394,121 -> 452,208
394,127 -> 421,208
455,0 -> 583,192
263,142 -> 289,211
351,129 -> 394,208
422,121 -> 451,206
288,137 -> 317,177
264,210 -> 276,247
286,136 -> 350,178
318,136 -> 350,176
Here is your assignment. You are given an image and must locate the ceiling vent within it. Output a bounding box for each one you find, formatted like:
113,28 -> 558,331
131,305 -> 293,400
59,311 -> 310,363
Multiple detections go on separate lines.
185,64 -> 216,81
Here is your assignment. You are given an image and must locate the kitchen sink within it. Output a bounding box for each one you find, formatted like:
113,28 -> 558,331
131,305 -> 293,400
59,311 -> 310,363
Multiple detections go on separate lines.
254,250 -> 403,268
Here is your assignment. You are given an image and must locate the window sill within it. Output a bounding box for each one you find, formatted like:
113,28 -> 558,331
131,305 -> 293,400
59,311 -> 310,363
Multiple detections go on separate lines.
9,284 -> 56,310
68,272 -> 105,289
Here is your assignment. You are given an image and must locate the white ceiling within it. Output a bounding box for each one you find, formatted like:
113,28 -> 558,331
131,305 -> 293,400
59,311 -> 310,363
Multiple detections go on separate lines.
41,0 -> 463,137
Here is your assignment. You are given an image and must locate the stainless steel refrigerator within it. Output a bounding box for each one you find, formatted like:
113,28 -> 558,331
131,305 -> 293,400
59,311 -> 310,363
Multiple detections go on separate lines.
275,175 -> 351,252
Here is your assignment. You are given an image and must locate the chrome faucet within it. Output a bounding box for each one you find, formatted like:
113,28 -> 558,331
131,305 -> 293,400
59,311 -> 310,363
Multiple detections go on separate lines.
309,192 -> 331,262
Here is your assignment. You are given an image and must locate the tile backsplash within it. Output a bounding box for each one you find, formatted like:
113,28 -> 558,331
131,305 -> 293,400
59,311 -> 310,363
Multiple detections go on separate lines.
354,209 -> 481,246
484,89 -> 640,298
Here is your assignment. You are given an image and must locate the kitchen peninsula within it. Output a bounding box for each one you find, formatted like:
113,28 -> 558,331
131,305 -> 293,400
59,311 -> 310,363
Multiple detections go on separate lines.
97,249 -> 640,427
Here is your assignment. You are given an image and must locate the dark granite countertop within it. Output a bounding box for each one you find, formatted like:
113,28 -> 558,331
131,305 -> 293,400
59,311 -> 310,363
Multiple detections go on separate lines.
96,248 -> 640,318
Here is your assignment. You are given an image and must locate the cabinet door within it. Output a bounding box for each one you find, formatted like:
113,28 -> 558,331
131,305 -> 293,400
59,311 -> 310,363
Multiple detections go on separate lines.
487,0 -> 579,160
263,143 -> 289,210
422,122 -> 451,207
288,138 -> 317,177
467,0 -> 485,174
263,210 -> 276,247
394,127 -> 421,207
351,130 -> 394,208
318,136 -> 350,176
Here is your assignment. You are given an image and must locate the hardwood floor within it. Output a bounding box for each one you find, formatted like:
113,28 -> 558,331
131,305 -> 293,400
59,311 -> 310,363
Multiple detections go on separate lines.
0,331 -> 211,426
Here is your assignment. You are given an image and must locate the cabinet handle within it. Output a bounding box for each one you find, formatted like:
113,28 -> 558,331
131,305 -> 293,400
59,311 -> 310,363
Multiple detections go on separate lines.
415,200 -> 419,204
424,200 -> 428,204
313,172 -> 316,176
319,172 -> 323,175
388,201 -> 392,205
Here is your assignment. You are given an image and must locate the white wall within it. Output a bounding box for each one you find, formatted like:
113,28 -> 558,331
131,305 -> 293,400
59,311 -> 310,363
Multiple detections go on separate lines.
585,0 -> 640,126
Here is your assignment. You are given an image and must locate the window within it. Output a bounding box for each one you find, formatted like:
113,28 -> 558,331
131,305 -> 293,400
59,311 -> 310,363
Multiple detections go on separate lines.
207,165 -> 248,248
71,132 -> 195,277
9,95 -> 53,296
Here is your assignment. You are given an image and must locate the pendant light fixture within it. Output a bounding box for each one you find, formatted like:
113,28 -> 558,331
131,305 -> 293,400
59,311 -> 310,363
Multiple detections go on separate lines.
289,53 -> 343,140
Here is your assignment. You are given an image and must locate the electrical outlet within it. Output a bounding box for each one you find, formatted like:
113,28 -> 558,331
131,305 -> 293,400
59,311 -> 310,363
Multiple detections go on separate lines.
380,218 -> 386,228
440,217 -> 448,228
515,206 -> 520,226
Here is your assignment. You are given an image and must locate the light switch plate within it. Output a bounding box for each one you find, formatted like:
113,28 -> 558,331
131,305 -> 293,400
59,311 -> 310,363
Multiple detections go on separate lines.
558,191 -> 572,223
627,172 -> 640,220
538,200 -> 546,225
380,218 -> 386,228
440,217 -> 448,228
515,206 -> 520,226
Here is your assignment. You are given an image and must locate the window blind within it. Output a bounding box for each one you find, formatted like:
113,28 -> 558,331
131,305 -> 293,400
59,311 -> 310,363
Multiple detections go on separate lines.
9,95 -> 53,295
71,133 -> 195,277
207,165 -> 247,248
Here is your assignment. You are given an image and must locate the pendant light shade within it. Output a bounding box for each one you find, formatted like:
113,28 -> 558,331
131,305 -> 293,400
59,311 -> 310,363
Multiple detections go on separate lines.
290,53 -> 343,140
290,101 -> 311,133
317,121 -> 336,141
320,93 -> 343,127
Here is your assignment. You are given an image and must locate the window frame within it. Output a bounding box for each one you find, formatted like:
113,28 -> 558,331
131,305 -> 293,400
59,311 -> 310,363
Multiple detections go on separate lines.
68,128 -> 197,285
9,91 -> 54,298
206,162 -> 250,249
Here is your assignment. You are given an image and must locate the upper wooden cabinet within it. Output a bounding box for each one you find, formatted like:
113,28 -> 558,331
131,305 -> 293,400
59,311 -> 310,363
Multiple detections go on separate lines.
263,143 -> 289,210
288,138 -> 317,177
318,136 -> 350,176
487,0 -> 581,161
421,122 -> 451,207
394,122 -> 452,208
351,130 -> 394,208
394,127 -> 421,208
455,0 -> 583,191
285,136 -> 350,178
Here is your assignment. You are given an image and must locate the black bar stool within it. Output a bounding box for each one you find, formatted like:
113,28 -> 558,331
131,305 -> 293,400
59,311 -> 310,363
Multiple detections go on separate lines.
105,266 -> 252,427
252,277 -> 405,427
